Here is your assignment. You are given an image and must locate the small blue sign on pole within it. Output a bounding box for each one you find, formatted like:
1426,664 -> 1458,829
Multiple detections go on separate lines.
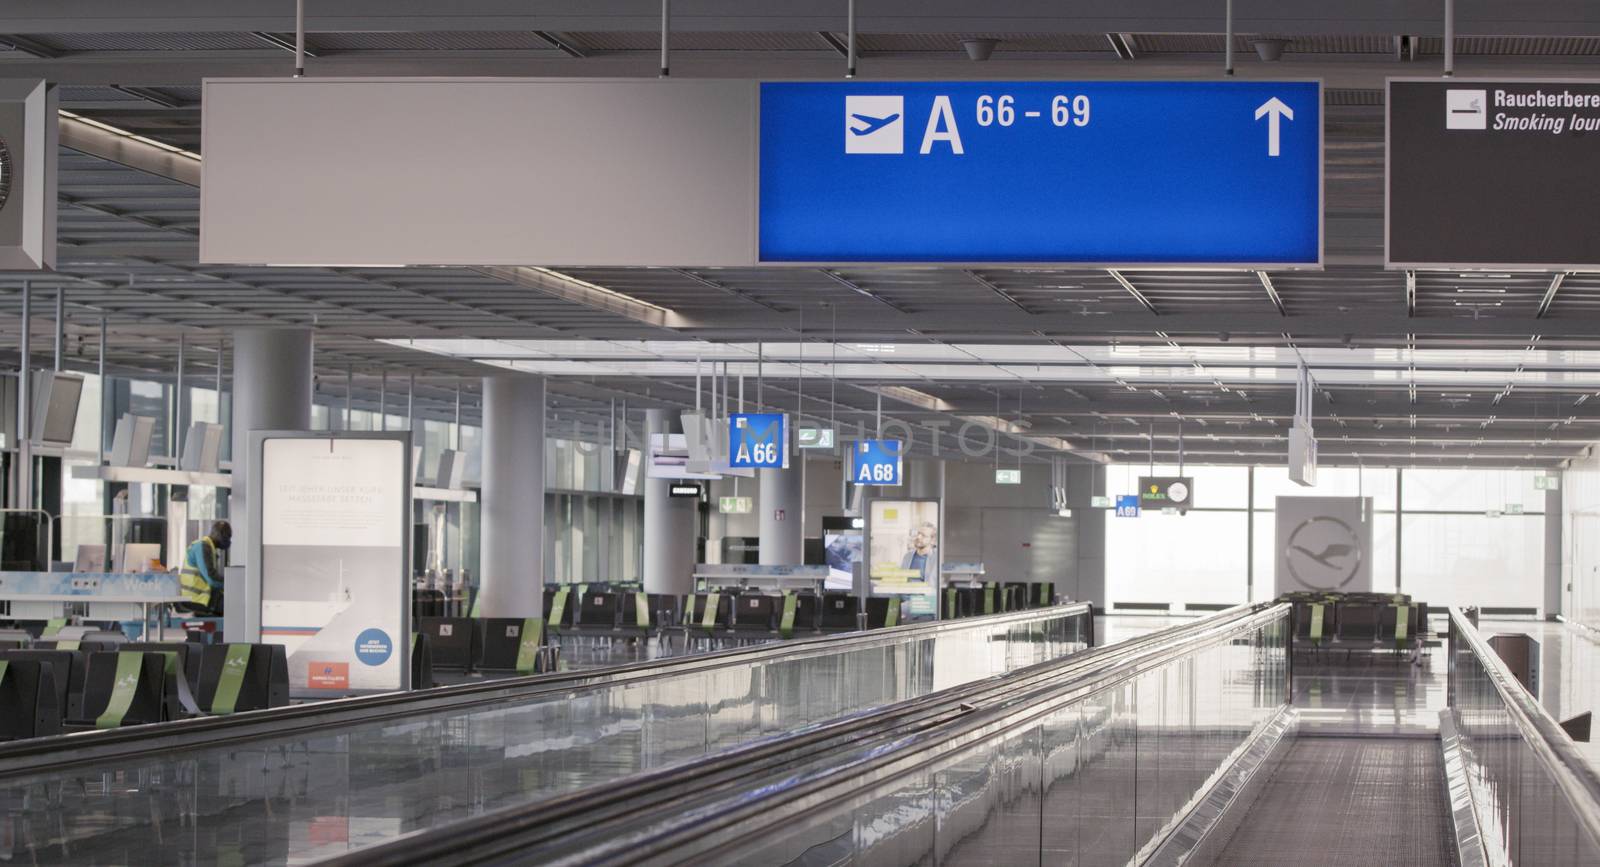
1115,495 -> 1142,518
729,413 -> 788,468
850,440 -> 903,486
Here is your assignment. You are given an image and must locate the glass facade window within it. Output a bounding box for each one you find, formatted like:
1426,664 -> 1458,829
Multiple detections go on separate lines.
1108,464 -> 1550,614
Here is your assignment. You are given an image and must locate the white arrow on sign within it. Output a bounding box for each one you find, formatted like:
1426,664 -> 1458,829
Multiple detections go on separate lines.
1254,97 -> 1294,157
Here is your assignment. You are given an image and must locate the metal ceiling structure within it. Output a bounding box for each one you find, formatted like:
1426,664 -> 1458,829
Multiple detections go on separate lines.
3,1 -> 1600,468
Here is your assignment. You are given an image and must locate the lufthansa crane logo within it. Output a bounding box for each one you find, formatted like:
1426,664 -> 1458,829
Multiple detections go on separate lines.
1284,515 -> 1362,590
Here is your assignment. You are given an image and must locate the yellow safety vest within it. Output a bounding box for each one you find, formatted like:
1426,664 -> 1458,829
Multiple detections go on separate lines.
178,536 -> 217,608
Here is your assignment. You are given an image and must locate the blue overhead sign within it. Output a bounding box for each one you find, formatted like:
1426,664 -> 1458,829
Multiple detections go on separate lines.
759,81 -> 1321,264
729,413 -> 788,468
1116,495 -> 1142,518
850,440 -> 903,486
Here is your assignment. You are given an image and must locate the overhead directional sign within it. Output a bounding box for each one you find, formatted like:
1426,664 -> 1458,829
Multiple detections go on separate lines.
850,440 -> 903,486
1390,79 -> 1600,268
760,81 -> 1321,265
729,413 -> 788,469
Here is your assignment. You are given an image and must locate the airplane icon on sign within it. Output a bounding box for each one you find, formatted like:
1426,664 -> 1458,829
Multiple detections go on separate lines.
849,112 -> 900,136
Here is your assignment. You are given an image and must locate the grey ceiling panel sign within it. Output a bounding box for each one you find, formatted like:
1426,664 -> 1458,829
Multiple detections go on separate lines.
1388,78 -> 1600,269
0,79 -> 57,271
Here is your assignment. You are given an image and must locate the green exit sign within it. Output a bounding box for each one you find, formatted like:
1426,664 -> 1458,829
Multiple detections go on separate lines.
1535,475 -> 1560,491
797,427 -> 835,449
995,469 -> 1022,485
718,496 -> 752,514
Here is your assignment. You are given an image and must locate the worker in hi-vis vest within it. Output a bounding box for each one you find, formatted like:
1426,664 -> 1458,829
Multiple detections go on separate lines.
178,520 -> 232,616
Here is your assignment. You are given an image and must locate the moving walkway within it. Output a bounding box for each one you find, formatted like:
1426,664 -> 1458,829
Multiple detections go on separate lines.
0,602 -> 1092,864
328,605 -> 1600,867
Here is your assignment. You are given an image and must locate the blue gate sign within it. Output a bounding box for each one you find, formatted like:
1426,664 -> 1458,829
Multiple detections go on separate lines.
851,440 -> 903,486
760,81 -> 1321,264
1115,495 -> 1142,518
729,413 -> 788,468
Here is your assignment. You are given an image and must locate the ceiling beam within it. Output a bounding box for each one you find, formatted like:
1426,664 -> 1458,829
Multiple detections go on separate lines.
0,34 -> 61,59
1107,269 -> 1159,315
1535,272 -> 1567,319
1256,271 -> 1286,315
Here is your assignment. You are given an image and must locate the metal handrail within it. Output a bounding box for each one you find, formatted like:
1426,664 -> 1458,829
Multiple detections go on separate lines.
0,600 -> 1093,776
322,602 -> 1290,866
1448,607 -> 1600,851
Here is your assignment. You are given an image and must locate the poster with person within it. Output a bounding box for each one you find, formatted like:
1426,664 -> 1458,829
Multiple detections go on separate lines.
868,499 -> 939,618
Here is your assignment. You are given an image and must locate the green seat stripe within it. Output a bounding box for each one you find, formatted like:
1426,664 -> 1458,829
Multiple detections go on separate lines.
983,584 -> 996,616
410,632 -> 418,654
701,593 -> 721,630
945,587 -> 957,618
42,618 -> 66,638
1394,604 -> 1410,643
469,591 -> 481,618
211,644 -> 253,714
95,652 -> 146,729
0,659 -> 8,687
683,593 -> 696,624
1309,603 -> 1325,643
884,599 -> 899,628
635,592 -> 651,629
515,617 -> 544,673
549,587 -> 570,627
57,639 -> 80,651
779,592 -> 797,638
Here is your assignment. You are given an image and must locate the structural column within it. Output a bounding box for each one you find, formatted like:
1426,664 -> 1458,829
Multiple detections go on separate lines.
759,463 -> 804,564
479,375 -> 545,618
643,409 -> 696,594
1545,480 -> 1564,619
227,328 -> 312,638
1068,463 -> 1108,608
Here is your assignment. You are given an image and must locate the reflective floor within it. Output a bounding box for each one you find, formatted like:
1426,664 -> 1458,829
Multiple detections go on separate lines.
1292,649 -> 1446,736
1481,617 -> 1600,772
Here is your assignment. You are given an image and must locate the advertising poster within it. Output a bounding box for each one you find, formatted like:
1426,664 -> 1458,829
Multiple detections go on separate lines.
868,499 -> 939,616
260,435 -> 409,694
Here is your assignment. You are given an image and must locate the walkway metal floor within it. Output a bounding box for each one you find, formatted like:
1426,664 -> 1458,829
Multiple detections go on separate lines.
1204,736 -> 1456,867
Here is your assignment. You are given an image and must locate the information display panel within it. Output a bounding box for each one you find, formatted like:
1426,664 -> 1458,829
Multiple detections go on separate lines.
761,80 -> 1321,265
1389,78 -> 1600,268
254,432 -> 411,695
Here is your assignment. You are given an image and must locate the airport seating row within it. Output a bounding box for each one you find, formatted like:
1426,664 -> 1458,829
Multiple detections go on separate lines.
413,615 -> 554,676
1281,591 -> 1429,655
0,637 -> 288,740
942,581 -> 1056,619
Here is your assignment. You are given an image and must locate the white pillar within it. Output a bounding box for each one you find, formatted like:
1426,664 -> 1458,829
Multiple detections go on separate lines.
479,375 -> 546,617
643,409 -> 696,594
227,328 -> 312,638
759,465 -> 804,564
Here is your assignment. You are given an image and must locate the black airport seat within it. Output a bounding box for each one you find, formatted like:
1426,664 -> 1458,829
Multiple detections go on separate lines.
618,592 -> 656,633
73,651 -> 168,729
1336,602 -> 1381,641
196,644 -> 286,715
122,642 -> 204,717
574,591 -> 622,632
788,592 -> 821,636
864,596 -> 902,629
0,649 -> 85,722
731,594 -> 778,634
410,632 -> 434,689
818,592 -> 860,632
685,593 -> 733,635
1006,582 -> 1030,610
0,659 -> 61,740
1378,603 -> 1421,645
417,617 -> 482,671
412,588 -> 447,619
479,617 -> 546,673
